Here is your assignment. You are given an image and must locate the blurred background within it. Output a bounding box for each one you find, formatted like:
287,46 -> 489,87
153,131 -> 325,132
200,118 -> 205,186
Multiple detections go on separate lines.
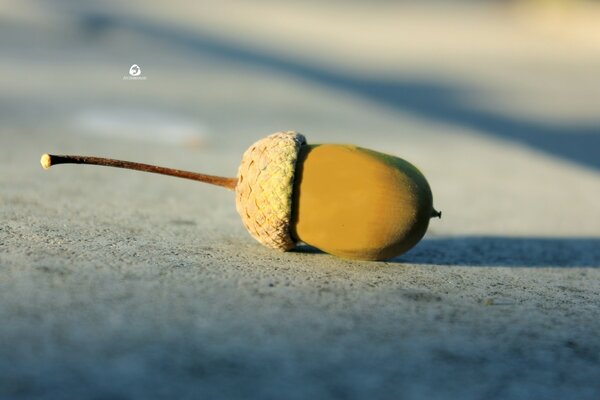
1,0 -> 599,234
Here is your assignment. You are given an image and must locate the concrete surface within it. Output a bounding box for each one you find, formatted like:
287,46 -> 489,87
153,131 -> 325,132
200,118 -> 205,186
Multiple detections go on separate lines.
1,1 -> 600,399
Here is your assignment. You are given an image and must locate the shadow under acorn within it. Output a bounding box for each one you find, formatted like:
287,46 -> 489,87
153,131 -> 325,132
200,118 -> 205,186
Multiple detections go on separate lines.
294,237 -> 600,268
397,236 -> 600,268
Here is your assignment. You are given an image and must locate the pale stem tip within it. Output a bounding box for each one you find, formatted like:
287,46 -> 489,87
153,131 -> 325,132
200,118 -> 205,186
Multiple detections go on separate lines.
41,154 -> 52,170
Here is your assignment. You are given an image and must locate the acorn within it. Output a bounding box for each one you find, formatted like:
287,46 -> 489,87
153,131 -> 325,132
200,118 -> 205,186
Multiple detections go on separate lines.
41,131 -> 440,261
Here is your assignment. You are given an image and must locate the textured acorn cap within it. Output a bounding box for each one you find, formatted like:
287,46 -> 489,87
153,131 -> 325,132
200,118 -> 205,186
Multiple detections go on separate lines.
235,131 -> 306,250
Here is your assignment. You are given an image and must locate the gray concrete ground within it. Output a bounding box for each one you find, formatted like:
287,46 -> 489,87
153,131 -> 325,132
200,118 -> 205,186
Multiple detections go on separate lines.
1,1 -> 600,399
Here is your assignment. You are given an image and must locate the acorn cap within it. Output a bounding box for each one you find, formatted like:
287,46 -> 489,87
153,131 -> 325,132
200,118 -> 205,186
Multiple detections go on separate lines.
235,131 -> 306,250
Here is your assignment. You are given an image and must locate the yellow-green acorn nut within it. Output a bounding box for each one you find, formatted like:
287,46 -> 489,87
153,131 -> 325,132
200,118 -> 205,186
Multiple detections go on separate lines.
41,131 -> 440,262
235,132 -> 440,261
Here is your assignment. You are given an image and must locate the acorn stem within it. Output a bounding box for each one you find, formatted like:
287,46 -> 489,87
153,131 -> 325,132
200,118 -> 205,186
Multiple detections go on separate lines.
431,209 -> 442,219
40,154 -> 238,190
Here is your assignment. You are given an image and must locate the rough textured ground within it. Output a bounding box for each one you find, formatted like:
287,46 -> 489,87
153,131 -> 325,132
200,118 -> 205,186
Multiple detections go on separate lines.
1,1 -> 600,399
